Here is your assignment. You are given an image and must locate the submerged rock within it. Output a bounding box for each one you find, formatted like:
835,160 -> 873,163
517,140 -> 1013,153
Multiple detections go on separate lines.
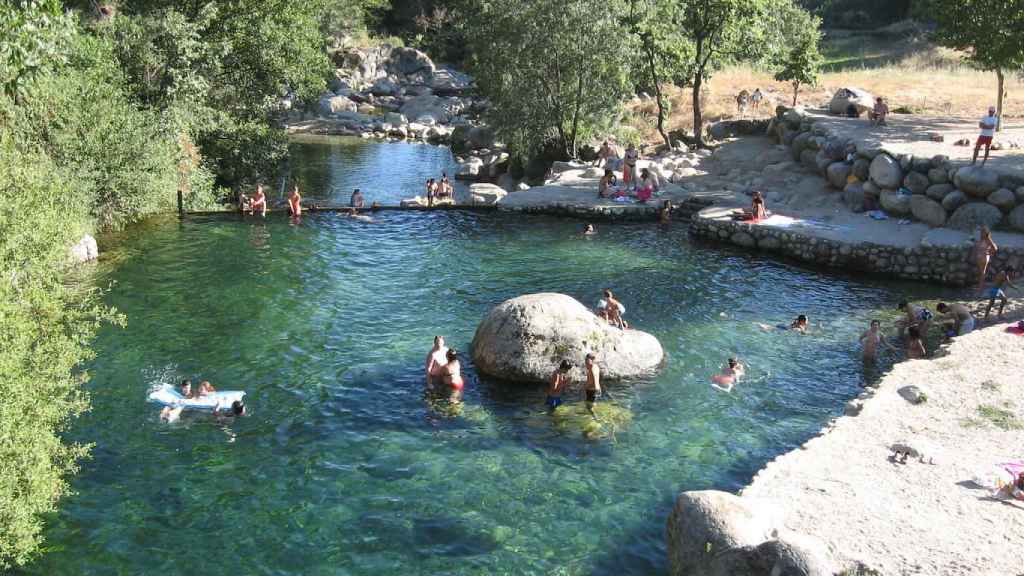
471,293 -> 664,384
69,234 -> 99,263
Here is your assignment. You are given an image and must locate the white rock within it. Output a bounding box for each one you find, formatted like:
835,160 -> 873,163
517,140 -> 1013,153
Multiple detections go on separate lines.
69,234 -> 98,263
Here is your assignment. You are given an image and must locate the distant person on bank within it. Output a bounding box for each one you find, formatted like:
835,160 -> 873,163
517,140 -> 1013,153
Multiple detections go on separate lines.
623,143 -> 640,188
735,190 -> 767,221
599,169 -> 618,198
974,225 -> 998,292
350,188 -> 365,208
972,106 -> 999,166
984,266 -> 1018,318
751,88 -> 764,111
596,140 -> 619,169
869,97 -> 888,126
637,168 -> 659,203
288,184 -> 302,216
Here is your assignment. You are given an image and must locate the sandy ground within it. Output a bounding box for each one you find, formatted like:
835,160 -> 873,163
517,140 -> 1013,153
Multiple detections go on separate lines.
741,308 -> 1024,575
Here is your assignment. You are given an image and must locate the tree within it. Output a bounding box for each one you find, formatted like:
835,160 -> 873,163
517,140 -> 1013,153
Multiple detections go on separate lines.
774,14 -> 822,106
626,0 -> 693,150
929,0 -> 1024,131
464,0 -> 631,159
673,0 -> 783,148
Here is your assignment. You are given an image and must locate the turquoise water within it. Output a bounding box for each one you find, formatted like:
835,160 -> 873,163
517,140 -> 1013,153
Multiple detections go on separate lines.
24,140 -> 943,575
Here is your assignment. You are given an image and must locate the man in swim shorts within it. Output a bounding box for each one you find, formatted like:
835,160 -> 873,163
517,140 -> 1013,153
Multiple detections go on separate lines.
972,106 -> 999,166
546,360 -> 572,410
984,266 -> 1018,318
425,336 -> 449,390
936,302 -> 975,336
584,354 -> 601,415
896,301 -> 932,339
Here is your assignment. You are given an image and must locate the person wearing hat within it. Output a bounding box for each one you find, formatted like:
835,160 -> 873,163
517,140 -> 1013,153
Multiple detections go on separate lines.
972,106 -> 999,166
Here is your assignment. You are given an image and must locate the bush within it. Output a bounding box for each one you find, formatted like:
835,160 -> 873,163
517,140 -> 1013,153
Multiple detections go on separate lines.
0,134 -> 118,569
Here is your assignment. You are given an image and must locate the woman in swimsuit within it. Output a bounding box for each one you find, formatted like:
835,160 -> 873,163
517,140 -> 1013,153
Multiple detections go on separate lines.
440,349 -> 464,402
623,144 -> 639,187
974,226 -> 998,292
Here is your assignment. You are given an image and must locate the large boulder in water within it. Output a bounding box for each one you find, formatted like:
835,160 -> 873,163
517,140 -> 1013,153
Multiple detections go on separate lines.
471,293 -> 664,384
667,490 -> 835,576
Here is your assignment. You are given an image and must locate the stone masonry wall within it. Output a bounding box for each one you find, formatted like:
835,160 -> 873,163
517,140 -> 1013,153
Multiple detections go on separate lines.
691,215 -> 1024,286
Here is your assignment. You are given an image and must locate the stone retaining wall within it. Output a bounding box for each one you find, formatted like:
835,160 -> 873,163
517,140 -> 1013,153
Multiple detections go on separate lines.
691,214 -> 1024,286
769,107 -> 1024,233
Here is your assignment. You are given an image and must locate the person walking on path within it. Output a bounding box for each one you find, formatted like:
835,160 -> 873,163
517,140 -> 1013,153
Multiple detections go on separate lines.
984,266 -> 1018,318
751,88 -> 764,112
974,225 -> 998,292
972,106 -> 999,166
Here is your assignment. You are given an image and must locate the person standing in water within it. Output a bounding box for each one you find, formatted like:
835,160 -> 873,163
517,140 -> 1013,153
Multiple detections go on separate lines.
659,200 -> 673,224
425,336 -> 449,390
583,353 -> 601,414
906,326 -> 926,359
350,188 -> 365,208
546,360 -> 572,410
974,225 -> 998,292
439,349 -> 464,402
859,320 -> 895,363
288,184 -> 302,216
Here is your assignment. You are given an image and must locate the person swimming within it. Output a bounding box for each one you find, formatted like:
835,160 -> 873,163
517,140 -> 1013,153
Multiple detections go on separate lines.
160,380 -> 193,422
711,358 -> 744,392
546,360 -> 572,410
197,380 -> 216,397
213,400 -> 246,422
758,314 -> 808,333
581,223 -> 597,236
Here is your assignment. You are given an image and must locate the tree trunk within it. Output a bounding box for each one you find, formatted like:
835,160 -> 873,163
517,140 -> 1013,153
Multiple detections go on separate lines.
996,68 -> 1004,132
692,74 -> 703,148
644,39 -> 671,150
792,81 -> 800,106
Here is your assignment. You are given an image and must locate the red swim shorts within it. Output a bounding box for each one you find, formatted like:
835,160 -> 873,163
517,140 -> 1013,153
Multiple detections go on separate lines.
976,135 -> 993,146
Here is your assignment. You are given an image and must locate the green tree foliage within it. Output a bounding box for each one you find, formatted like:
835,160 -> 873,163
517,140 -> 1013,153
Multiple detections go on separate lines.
464,0 -> 631,159
774,12 -> 823,106
0,0 -> 73,99
106,0 -> 331,188
927,0 -> 1024,131
672,0 -> 791,147
627,0 -> 694,149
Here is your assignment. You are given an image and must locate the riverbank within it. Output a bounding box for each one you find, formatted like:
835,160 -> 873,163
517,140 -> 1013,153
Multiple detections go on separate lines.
741,314 -> 1024,575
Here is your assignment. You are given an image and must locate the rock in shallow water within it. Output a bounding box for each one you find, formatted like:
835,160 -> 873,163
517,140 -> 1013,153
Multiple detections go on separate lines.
471,293 -> 664,384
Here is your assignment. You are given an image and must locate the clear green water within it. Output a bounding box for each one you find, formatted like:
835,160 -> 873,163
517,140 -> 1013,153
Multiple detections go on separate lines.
23,140 -> 944,575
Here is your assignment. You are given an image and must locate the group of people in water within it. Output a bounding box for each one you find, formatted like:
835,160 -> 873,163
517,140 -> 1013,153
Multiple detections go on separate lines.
159,379 -> 245,423
238,184 -> 378,221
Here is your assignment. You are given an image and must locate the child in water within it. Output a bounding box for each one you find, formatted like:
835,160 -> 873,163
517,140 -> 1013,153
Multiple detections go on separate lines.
711,358 -> 745,392
906,326 -> 926,359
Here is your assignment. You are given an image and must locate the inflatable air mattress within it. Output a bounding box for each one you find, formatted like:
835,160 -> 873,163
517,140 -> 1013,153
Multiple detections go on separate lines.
148,384 -> 245,412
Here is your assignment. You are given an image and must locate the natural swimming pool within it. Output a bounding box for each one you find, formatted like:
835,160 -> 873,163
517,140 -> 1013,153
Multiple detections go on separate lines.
22,140 -> 949,575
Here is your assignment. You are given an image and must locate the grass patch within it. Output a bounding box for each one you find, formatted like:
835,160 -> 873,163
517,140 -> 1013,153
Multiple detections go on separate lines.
963,402 -> 1023,431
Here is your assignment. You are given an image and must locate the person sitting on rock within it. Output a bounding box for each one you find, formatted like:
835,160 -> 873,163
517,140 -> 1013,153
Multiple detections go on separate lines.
869,97 -> 888,126
602,289 -> 627,329
546,360 -> 572,410
936,302 -> 975,337
636,168 -> 660,203
350,188 -> 365,208
972,106 -> 999,166
735,191 -> 767,222
984,266 -> 1018,318
598,170 -> 618,198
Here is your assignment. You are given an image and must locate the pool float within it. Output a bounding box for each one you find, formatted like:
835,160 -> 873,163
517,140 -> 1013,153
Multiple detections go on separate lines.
148,383 -> 245,412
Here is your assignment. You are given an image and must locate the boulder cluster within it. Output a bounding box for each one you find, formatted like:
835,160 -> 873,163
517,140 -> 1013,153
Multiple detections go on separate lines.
771,107 -> 1024,233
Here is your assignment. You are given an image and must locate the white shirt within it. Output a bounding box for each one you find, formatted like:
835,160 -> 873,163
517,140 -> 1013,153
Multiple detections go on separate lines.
980,115 -> 998,137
